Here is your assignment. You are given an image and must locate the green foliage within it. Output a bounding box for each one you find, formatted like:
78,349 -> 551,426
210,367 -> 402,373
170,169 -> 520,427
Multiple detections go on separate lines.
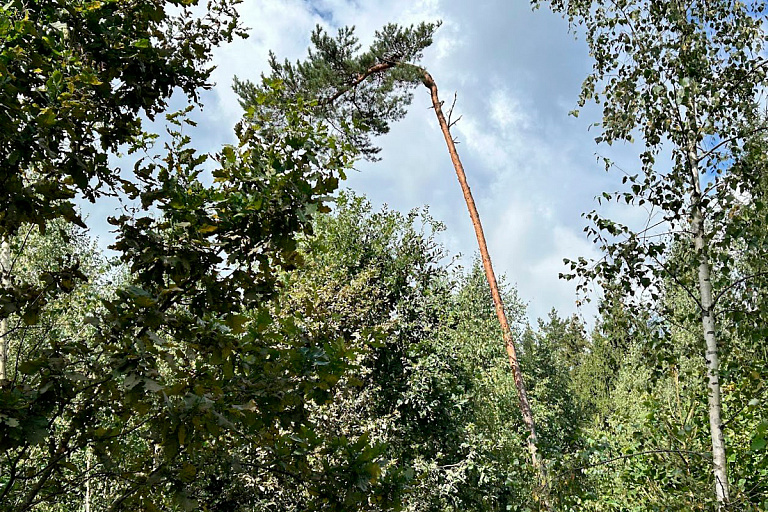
10,6 -> 768,510
0,0 -> 245,237
0,10 -> 371,508
268,192 -> 465,511
0,10 -> 457,510
233,22 -> 438,159
0,104 -> 355,511
539,0 -> 766,159
430,267 -> 590,511
523,313 -> 588,455
545,0 -> 768,305
537,0 -> 768,506
554,265 -> 768,510
0,221 -> 121,511
234,193 -> 593,512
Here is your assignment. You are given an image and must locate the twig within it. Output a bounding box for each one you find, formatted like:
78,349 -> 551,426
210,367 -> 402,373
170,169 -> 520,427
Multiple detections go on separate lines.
446,92 -> 463,130
579,448 -> 709,471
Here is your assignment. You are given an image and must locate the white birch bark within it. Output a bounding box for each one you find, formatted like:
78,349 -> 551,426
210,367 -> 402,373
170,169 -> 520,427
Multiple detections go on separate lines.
689,147 -> 729,507
0,239 -> 10,382
84,448 -> 91,512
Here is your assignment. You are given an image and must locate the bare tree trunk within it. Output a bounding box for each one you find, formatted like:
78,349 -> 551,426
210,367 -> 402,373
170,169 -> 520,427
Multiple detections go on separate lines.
0,239 -> 10,383
421,71 -> 550,506
689,148 -> 729,508
84,448 -> 92,512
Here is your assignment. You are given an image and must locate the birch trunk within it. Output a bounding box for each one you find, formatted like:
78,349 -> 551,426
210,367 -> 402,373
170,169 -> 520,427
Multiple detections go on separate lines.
689,148 -> 729,507
421,71 -> 550,506
84,448 -> 92,512
0,239 -> 10,383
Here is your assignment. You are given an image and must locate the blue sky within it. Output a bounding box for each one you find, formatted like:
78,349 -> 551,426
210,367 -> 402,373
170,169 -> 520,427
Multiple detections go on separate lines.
88,0 -> 653,325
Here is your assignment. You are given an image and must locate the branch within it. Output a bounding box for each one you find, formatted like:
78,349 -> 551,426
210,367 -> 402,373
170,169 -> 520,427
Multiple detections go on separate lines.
17,424 -> 78,511
577,448 -> 709,471
321,61 -> 397,107
649,252 -> 703,310
446,92 -> 462,130
5,225 -> 34,277
237,460 -> 309,483
696,125 -> 768,164
0,444 -> 29,503
721,57 -> 768,102
712,270 -> 768,306
106,462 -> 169,512
721,388 -> 763,429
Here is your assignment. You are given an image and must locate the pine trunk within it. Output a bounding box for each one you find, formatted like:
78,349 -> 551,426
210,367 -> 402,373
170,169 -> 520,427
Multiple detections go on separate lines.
689,148 -> 729,507
324,59 -> 551,508
421,71 -> 550,506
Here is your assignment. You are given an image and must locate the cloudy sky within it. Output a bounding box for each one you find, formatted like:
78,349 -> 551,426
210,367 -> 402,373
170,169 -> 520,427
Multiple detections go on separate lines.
96,0 -> 650,325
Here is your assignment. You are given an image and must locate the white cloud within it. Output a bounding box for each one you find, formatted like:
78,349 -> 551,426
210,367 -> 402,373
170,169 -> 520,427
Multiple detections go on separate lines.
489,87 -> 530,132
204,0 -> 322,134
333,0 -> 620,324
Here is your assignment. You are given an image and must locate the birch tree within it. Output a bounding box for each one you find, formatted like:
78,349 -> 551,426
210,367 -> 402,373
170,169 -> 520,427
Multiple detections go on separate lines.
0,240 -> 9,383
538,0 -> 768,507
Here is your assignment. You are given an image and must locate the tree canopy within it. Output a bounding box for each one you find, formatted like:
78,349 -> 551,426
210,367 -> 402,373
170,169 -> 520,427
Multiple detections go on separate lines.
2,2 -> 768,511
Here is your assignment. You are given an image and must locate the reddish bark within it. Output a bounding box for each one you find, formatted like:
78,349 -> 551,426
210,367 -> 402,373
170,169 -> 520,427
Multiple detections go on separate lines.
421,71 -> 549,504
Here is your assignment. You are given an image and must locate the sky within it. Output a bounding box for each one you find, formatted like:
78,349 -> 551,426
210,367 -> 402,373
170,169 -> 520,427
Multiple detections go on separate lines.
91,0 -> 649,326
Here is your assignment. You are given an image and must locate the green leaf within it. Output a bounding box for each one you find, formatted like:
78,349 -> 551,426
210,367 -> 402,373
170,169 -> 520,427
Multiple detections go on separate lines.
178,424 -> 187,446
37,108 -> 55,126
179,462 -> 197,483
144,379 -> 164,393
226,314 -> 248,334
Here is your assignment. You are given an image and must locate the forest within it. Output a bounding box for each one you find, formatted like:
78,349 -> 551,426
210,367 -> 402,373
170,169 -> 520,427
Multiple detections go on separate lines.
1,0 -> 767,510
